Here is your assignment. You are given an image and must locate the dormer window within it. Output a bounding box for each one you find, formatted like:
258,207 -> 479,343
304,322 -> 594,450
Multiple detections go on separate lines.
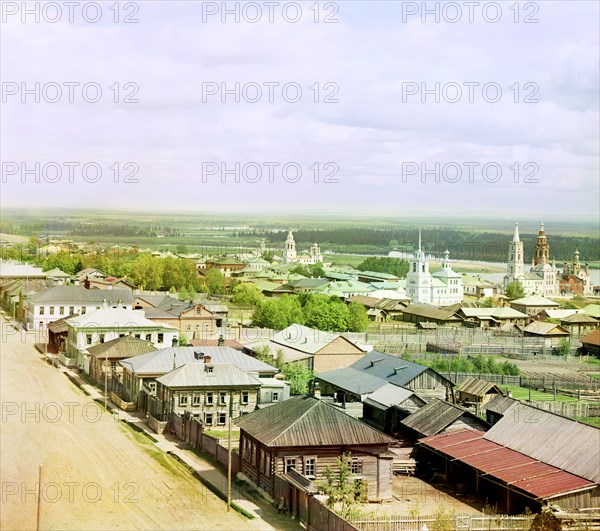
206,366 -> 214,373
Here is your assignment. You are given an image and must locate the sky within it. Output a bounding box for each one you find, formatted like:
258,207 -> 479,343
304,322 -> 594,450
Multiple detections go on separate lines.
1,0 -> 599,218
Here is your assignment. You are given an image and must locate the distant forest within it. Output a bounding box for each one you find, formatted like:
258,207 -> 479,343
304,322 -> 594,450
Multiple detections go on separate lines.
258,228 -> 599,263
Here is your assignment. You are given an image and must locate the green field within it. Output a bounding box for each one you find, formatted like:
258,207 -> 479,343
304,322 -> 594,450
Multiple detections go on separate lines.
575,417 -> 600,428
502,385 -> 578,403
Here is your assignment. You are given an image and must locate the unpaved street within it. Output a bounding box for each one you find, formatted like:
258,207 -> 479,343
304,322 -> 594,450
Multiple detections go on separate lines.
0,316 -> 276,530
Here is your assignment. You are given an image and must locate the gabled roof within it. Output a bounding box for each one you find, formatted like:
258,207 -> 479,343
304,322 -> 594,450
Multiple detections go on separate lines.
157,363 -> 261,388
484,401 -> 600,483
65,308 -> 177,330
523,322 -> 569,336
580,329 -> 600,347
560,313 -> 598,324
87,335 -> 157,359
400,399 -> 488,437
484,395 -> 517,415
460,307 -> 528,319
120,346 -> 277,376
317,351 -> 452,397
401,304 -> 460,321
363,384 -> 425,411
44,268 -> 71,278
459,377 -> 503,398
581,304 -> 600,318
31,286 -> 134,304
0,261 -> 47,278
510,295 -> 560,307
235,395 -> 394,447
272,324 -> 342,355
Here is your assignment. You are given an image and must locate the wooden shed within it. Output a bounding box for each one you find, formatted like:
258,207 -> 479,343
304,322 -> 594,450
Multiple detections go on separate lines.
458,377 -> 504,407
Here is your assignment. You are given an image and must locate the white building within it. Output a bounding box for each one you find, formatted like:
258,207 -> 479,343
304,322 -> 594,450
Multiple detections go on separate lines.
405,231 -> 463,306
282,229 -> 323,265
26,285 -> 134,330
503,223 -> 560,297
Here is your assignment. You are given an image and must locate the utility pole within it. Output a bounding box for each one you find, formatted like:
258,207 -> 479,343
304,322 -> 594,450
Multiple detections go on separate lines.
227,389 -> 233,512
36,465 -> 42,531
104,355 -> 108,409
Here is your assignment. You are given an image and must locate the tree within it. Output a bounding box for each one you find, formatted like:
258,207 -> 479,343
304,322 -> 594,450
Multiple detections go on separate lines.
504,281 -> 525,299
178,335 -> 189,346
347,302 -> 369,332
176,244 -> 188,254
283,362 -> 314,394
178,287 -> 190,301
554,337 -> 571,357
261,250 -> 274,262
275,348 -> 286,370
231,283 -> 264,306
481,297 -> 494,308
317,452 -> 360,519
205,268 -> 226,296
357,256 -> 409,278
251,296 -> 304,330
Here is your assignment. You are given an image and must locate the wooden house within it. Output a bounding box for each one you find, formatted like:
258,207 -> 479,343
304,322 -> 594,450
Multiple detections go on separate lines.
235,395 -> 396,502
458,377 -> 504,407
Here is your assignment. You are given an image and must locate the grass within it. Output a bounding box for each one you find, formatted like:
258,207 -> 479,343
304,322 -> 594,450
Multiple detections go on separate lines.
205,428 -> 240,440
574,417 -> 600,428
589,373 -> 600,380
502,384 -> 578,402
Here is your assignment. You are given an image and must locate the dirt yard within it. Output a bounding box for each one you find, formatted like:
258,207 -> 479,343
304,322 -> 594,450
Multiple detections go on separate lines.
0,315 -> 284,530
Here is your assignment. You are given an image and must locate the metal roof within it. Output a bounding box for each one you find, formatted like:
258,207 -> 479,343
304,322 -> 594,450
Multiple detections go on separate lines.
484,402 -> 600,483
523,322 -> 569,336
510,296 -> 560,307
272,324 -> 341,355
120,346 -> 278,376
460,307 -> 528,319
419,429 -> 596,500
66,308 -> 177,330
561,313 -> 598,324
86,335 -> 157,359
363,384 -> 424,410
235,395 -> 395,447
317,351 -> 451,397
400,399 -> 487,437
459,377 -> 503,398
157,363 -> 262,388
31,286 -> 134,304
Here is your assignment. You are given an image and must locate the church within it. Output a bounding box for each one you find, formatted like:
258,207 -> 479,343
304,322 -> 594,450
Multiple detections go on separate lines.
502,222 -> 591,297
282,229 -> 323,265
405,230 -> 463,305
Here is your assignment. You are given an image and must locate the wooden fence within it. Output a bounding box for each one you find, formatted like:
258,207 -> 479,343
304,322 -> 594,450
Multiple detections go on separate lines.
351,514 -> 535,531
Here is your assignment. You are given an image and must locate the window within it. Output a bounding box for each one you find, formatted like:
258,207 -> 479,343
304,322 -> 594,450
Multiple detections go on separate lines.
285,457 -> 297,473
272,392 -> 279,402
49,306 -> 55,315
148,382 -> 157,393
96,307 -> 100,310
186,325 -> 191,331
179,394 -> 188,406
110,361 -> 117,370
192,394 -> 201,406
218,412 -> 226,425
204,413 -> 213,425
158,333 -> 164,343
69,306 -> 74,315
241,391 -> 249,405
304,457 -> 316,478
99,334 -> 105,344
206,366 -> 213,373
219,392 -> 227,405
350,459 -> 362,475
39,306 -> 45,316
86,334 -> 93,345
196,306 -> 202,314
134,334 -> 141,339
206,392 -> 214,405
81,307 -> 86,314
59,306 -> 65,315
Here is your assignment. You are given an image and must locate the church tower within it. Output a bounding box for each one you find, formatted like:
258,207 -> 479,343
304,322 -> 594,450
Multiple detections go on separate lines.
534,222 -> 550,265
506,222 -> 524,280
406,229 -> 432,303
283,229 -> 297,263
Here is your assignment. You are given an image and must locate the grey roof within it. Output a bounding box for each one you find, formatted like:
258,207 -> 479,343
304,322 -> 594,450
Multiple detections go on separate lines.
235,395 -> 394,447
561,313 -> 598,324
363,384 -> 424,411
401,304 -> 460,321
87,335 -> 157,359
523,322 -> 569,336
400,399 -> 487,437
65,308 -> 177,330
272,324 -> 342,355
317,351 -> 450,397
157,363 -> 262,388
484,401 -> 600,483
484,395 -> 517,415
120,346 -> 278,376
287,278 -> 330,289
31,286 -> 134,304
510,295 -> 560,307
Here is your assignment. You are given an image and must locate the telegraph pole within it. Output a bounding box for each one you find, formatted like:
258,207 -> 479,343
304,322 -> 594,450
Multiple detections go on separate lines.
36,465 -> 42,531
227,389 -> 233,512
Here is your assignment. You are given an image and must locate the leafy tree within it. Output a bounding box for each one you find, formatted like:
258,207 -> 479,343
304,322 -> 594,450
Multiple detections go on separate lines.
357,256 -> 409,278
254,345 -> 275,365
178,287 -> 189,301
304,297 -> 349,332
176,244 -> 188,254
481,297 -> 494,308
275,348 -> 286,370
251,296 -> 304,330
205,268 -> 226,295
261,250 -> 274,262
504,281 -> 525,299
347,302 -> 369,332
231,283 -> 264,306
178,335 -> 189,346
554,337 -> 571,357
283,361 -> 314,394
318,452 -> 360,519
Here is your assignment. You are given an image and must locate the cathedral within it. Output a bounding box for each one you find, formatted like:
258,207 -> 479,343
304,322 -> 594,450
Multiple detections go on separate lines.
405,230 -> 463,305
503,222 -> 591,297
282,229 -> 323,265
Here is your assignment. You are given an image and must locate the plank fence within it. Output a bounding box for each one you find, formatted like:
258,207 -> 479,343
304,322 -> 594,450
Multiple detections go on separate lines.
351,514 -> 534,531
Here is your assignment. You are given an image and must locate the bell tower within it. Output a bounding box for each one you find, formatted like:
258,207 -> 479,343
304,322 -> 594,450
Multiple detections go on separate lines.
534,222 -> 549,266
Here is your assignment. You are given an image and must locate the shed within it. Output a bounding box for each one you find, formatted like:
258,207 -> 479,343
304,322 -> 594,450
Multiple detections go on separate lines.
458,377 -> 504,406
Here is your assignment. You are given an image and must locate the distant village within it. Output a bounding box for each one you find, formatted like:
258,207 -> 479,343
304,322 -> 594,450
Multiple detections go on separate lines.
1,223 -> 599,529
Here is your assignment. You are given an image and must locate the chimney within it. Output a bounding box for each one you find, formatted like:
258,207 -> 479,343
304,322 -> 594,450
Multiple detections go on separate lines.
313,380 -> 321,399
203,355 -> 212,364
84,276 -> 90,289
217,335 -> 225,346
172,352 -> 177,370
194,351 -> 202,361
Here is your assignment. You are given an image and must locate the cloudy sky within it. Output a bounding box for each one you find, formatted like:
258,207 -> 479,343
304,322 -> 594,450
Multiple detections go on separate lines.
1,0 -> 598,218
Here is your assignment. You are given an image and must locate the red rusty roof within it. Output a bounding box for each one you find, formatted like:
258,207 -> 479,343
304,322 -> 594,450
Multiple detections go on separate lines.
419,429 -> 596,500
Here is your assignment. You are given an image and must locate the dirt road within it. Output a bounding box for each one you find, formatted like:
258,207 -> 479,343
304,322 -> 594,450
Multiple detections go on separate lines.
0,316 -> 279,530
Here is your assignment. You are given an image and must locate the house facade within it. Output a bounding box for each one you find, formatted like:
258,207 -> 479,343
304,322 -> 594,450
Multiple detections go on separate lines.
235,395 -> 395,502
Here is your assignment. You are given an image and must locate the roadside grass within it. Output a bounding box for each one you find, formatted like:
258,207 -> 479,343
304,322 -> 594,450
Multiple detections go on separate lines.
204,428 -> 240,440
502,384 -> 578,402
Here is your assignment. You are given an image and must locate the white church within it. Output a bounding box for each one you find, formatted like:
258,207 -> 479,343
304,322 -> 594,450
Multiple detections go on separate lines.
283,229 -> 323,265
405,230 -> 463,305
